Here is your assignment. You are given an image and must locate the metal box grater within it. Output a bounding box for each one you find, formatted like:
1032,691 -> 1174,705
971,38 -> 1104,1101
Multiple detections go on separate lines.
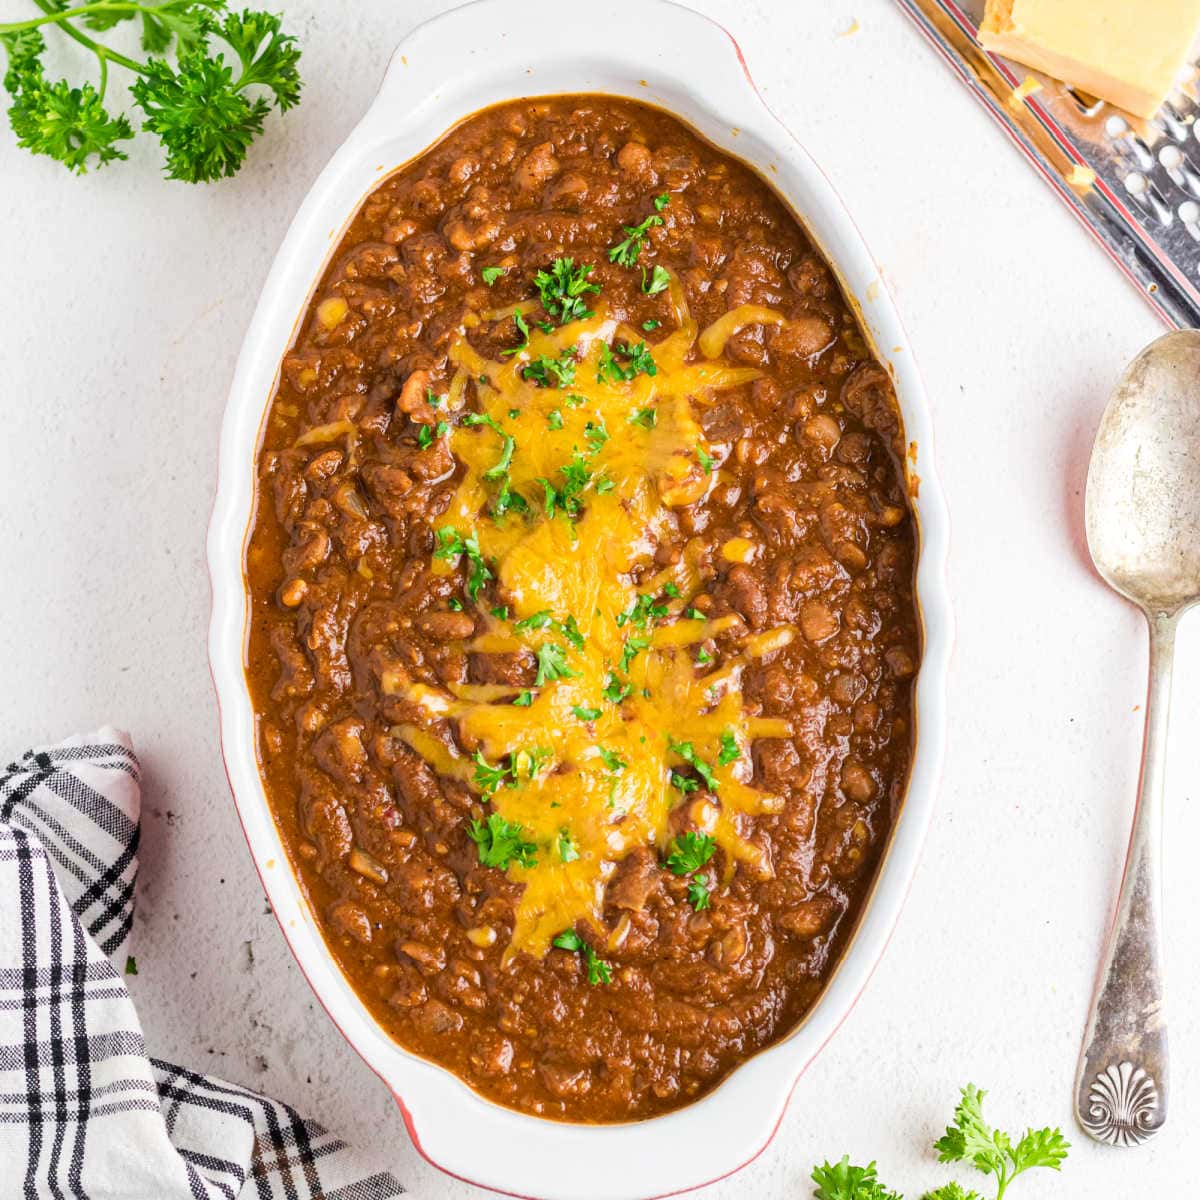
897,0 -> 1200,329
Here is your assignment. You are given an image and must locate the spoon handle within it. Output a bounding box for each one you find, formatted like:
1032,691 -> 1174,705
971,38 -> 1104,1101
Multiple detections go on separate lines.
1074,609 -> 1177,1146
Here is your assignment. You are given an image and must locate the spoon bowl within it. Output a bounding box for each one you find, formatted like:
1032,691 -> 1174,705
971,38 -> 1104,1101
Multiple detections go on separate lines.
1086,330 -> 1200,614
1075,329 -> 1200,1147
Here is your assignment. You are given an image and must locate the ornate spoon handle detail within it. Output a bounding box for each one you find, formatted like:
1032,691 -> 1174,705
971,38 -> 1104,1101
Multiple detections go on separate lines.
1074,610 -> 1176,1146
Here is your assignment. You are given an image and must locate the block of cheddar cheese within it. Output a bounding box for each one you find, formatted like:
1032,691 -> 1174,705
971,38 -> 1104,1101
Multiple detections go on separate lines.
979,0 -> 1200,119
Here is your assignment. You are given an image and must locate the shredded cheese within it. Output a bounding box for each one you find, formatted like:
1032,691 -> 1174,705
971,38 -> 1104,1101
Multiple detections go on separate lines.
403,301 -> 793,959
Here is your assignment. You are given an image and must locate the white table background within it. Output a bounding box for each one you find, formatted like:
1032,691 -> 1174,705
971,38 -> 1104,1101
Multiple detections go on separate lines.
2,0 -> 1197,1195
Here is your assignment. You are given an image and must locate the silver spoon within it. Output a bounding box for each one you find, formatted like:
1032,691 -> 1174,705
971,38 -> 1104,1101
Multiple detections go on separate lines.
1075,329 -> 1200,1146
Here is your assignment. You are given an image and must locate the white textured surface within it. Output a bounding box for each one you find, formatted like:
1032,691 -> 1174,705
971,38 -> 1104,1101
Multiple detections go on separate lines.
0,0 -> 1196,1196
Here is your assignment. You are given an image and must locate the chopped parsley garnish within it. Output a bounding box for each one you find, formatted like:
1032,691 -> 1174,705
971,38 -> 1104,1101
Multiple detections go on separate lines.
572,705 -> 602,721
449,597 -> 463,612
538,450 -> 595,520
609,209 -> 665,267
492,479 -> 529,518
685,606 -> 706,620
535,642 -> 578,685
618,591 -> 670,629
124,954 -> 138,976
556,828 -> 580,863
513,690 -> 533,707
463,413 -> 515,481
598,340 -> 657,383
666,831 -> 717,875
594,474 -> 616,494
603,672 -> 632,704
534,257 -> 600,324
667,737 -> 719,791
628,406 -> 657,429
618,636 -> 649,673
471,749 -> 512,797
670,771 -> 699,793
515,745 -> 552,780
417,424 -> 433,448
654,192 -> 670,211
491,604 -> 508,620
551,929 -> 612,985
641,264 -> 671,295
434,527 -> 493,600
718,729 -> 740,765
523,346 -> 578,388
698,447 -> 715,474
468,813 -> 537,869
642,318 -> 661,331
514,610 -> 584,649
662,583 -> 680,598
597,746 -> 627,771
584,419 -> 609,450
427,389 -> 442,407
695,647 -> 712,665
565,392 -> 587,407
481,266 -> 506,285
501,309 -> 531,357
687,875 -> 712,911
547,409 -> 564,430
560,614 -> 585,649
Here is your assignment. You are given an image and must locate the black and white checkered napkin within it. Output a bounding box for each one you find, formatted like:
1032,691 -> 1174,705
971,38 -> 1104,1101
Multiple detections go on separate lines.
0,729 -> 404,1200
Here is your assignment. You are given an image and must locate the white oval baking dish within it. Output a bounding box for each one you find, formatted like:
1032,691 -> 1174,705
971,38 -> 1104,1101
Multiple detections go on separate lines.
207,2 -> 953,1196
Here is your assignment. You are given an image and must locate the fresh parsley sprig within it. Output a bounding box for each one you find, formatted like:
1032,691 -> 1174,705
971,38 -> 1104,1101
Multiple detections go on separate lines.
0,0 -> 301,180
810,1085 -> 1069,1200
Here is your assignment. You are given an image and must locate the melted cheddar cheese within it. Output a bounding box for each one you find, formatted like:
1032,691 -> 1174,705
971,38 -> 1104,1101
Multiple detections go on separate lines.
396,285 -> 795,959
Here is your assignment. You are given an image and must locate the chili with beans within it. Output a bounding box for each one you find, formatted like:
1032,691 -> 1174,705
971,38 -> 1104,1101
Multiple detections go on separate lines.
244,95 -> 919,1121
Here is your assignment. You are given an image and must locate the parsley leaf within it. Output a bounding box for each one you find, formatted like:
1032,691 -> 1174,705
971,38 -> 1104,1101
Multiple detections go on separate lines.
811,1158 -> 904,1200
603,672 -> 632,704
534,257 -> 600,324
552,928 -> 584,952
572,705 -> 601,721
501,309 -> 531,357
608,208 -> 664,267
133,10 -> 301,183
641,264 -> 671,295
687,875 -> 711,911
464,412 -> 515,480
598,340 -> 657,383
698,447 -> 715,474
718,729 -> 739,765
468,812 -> 537,870
618,636 -> 649,674
433,526 -> 493,600
668,737 -> 719,791
665,831 -> 716,875
551,929 -> 612,985
523,346 -> 578,388
538,450 -> 595,520
513,690 -> 534,707
535,642 -> 577,685
642,318 -> 661,331
481,265 -> 506,285
629,406 -> 657,429
547,409 -> 564,430
597,746 -> 627,771
556,828 -> 579,862
695,646 -> 712,665
471,749 -> 513,797
653,192 -> 670,211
